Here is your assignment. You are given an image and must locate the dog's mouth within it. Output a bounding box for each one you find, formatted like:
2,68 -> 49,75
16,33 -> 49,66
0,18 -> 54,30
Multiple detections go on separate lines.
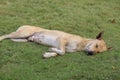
85,51 -> 94,55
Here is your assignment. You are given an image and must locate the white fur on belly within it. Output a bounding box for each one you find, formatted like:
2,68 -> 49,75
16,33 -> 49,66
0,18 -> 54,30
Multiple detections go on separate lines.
28,32 -> 59,47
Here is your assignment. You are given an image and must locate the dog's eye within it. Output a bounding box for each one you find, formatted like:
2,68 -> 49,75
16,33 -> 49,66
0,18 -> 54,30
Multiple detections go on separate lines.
96,44 -> 99,48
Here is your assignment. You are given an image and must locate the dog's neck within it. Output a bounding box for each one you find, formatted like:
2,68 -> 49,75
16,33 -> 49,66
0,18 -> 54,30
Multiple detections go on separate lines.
77,38 -> 92,51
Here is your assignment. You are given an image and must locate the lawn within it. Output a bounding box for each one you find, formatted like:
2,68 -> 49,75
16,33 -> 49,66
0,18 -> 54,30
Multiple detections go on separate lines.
0,0 -> 120,80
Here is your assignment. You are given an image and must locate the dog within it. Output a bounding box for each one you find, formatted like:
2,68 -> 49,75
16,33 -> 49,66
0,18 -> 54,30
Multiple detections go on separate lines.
0,25 -> 110,58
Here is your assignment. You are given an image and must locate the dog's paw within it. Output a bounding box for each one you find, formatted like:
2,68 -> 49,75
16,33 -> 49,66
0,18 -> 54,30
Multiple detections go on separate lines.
42,52 -> 57,58
49,48 -> 65,55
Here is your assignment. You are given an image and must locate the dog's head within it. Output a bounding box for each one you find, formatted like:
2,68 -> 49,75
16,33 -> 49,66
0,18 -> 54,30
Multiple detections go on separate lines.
84,31 -> 111,55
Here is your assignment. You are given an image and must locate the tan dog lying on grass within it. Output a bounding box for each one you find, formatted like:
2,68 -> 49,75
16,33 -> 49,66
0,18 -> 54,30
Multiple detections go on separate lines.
0,25 -> 110,58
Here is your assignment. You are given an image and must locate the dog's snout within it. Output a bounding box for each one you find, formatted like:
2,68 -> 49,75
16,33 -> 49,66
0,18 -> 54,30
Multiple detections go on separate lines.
86,51 -> 94,55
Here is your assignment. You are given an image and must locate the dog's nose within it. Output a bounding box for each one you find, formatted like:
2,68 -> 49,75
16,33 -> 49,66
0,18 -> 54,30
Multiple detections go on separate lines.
86,51 -> 94,55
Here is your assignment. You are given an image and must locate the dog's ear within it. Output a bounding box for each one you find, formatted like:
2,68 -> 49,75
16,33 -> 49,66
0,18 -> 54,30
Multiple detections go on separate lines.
96,31 -> 104,40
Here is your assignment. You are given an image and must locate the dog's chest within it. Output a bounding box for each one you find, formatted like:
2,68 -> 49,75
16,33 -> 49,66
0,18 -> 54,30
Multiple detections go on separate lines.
28,32 -> 59,47
66,42 -> 78,52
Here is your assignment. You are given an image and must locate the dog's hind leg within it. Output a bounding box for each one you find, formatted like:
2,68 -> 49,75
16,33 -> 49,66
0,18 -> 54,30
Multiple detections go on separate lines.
10,39 -> 28,42
0,32 -> 16,41
0,31 -> 32,41
0,32 -> 21,41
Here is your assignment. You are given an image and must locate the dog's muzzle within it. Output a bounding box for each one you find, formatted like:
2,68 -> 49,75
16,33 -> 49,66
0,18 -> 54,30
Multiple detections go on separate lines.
86,51 -> 94,55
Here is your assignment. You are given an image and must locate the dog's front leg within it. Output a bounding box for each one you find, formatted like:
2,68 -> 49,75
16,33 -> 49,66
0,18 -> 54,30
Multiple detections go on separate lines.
49,48 -> 65,55
49,38 -> 67,55
43,52 -> 58,58
43,38 -> 67,58
42,48 -> 64,58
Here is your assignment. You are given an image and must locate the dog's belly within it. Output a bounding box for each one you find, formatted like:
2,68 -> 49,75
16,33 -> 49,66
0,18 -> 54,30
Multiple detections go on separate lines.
39,35 -> 59,47
28,32 -> 59,47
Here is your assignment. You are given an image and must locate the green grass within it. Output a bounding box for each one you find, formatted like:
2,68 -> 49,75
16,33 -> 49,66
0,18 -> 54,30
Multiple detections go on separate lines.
0,0 -> 120,80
